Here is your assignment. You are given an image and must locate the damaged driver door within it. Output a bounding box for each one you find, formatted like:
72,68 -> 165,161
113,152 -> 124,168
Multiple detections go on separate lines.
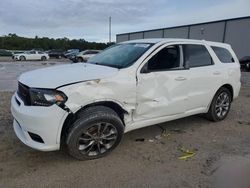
134,44 -> 189,121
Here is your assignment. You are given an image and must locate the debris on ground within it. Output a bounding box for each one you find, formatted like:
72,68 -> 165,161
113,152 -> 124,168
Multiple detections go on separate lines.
135,138 -> 145,142
170,129 -> 186,134
178,147 -> 196,160
237,120 -> 250,125
155,135 -> 162,140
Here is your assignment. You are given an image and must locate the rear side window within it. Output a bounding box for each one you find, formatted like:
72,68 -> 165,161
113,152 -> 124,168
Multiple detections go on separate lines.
211,46 -> 234,63
183,44 -> 213,68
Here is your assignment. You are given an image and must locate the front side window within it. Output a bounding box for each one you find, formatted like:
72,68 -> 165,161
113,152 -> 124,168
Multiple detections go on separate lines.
88,43 -> 153,69
147,45 -> 181,71
183,44 -> 213,68
211,46 -> 234,63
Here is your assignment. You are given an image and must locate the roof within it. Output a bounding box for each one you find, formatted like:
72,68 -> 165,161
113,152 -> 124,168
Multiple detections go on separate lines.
121,38 -> 231,48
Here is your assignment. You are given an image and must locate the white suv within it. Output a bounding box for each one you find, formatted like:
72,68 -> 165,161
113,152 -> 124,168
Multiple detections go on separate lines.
11,39 -> 241,160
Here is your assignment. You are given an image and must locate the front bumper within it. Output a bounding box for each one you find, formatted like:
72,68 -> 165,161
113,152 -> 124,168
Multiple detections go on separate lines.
11,93 -> 68,151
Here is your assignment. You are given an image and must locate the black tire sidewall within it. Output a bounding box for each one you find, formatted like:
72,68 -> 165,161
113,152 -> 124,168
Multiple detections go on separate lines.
66,109 -> 124,160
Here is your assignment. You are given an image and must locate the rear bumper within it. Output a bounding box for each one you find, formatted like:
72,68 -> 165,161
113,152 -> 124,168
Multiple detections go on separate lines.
11,93 -> 68,151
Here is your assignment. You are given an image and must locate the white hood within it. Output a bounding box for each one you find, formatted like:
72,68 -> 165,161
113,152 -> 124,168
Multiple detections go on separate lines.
19,63 -> 119,89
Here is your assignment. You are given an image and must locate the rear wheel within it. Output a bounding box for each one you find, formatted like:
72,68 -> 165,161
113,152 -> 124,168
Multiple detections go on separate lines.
19,56 -> 26,61
206,87 -> 232,122
41,56 -> 46,61
66,106 -> 124,160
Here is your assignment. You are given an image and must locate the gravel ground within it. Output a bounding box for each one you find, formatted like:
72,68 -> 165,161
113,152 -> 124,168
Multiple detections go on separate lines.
0,57 -> 250,187
0,87 -> 250,187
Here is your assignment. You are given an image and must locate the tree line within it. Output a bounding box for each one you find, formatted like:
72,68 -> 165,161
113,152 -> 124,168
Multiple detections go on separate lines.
0,33 -> 114,51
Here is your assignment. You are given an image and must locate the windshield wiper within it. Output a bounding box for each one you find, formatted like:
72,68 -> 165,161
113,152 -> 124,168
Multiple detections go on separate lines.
88,62 -> 123,69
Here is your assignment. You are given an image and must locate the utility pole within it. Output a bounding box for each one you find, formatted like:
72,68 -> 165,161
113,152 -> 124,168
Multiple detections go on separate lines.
109,16 -> 111,43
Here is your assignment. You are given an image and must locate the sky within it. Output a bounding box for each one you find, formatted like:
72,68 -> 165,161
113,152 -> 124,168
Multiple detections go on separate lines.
0,0 -> 249,42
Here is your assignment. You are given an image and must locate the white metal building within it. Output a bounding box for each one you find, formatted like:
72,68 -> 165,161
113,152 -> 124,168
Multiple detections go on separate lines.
116,16 -> 250,59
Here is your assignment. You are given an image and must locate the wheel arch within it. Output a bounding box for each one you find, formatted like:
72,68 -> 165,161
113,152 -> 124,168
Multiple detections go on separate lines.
207,83 -> 234,112
220,83 -> 234,100
59,100 -> 128,148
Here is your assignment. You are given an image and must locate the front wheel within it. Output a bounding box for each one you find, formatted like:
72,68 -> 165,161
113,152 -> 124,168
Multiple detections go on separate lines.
206,87 -> 232,122
66,106 -> 124,160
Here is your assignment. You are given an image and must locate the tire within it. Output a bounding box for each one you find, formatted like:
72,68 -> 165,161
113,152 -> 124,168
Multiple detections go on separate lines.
206,87 -> 232,122
66,106 -> 124,160
77,57 -> 83,62
19,56 -> 26,61
41,56 -> 47,61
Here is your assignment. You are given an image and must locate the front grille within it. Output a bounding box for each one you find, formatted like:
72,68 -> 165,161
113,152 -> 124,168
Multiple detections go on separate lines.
17,82 -> 31,105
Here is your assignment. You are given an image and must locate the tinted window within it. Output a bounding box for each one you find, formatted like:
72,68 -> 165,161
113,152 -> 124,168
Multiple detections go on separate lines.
212,46 -> 234,63
29,51 -> 36,54
84,51 -> 91,55
184,44 -> 212,67
87,51 -> 99,54
147,45 -> 181,71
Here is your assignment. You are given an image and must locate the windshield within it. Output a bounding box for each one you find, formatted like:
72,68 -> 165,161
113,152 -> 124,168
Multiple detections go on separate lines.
87,43 -> 153,68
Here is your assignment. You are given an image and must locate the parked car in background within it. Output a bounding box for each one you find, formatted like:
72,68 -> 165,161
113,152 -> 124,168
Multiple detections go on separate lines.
11,39 -> 241,160
239,56 -> 250,71
13,50 -> 49,61
47,49 -> 64,59
70,50 -> 101,63
0,49 -> 13,56
63,49 -> 79,58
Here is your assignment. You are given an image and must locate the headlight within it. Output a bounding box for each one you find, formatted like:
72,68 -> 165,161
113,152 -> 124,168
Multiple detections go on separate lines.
29,88 -> 67,107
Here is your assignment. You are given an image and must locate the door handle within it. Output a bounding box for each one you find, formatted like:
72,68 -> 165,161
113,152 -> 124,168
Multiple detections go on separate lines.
175,77 -> 187,81
213,71 -> 221,75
